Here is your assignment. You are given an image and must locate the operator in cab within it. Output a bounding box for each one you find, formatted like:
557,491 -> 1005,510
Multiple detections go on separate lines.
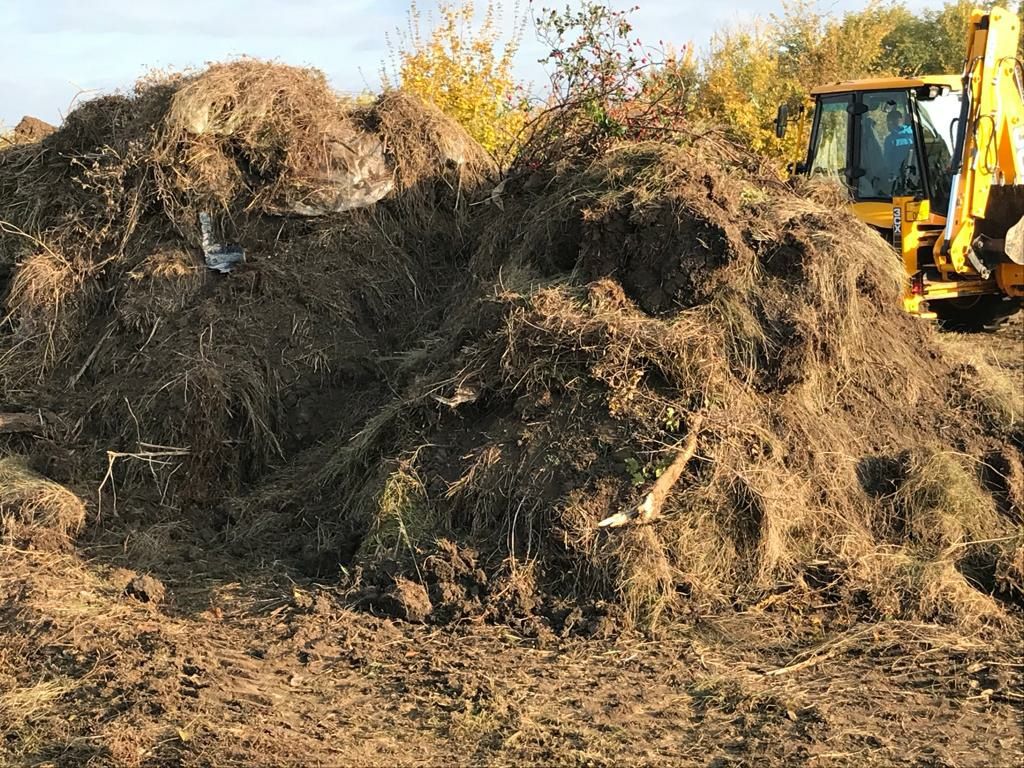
884,109 -> 915,182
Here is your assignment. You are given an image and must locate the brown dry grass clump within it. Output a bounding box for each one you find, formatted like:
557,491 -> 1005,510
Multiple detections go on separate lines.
2,250 -> 96,381
0,457 -> 85,550
151,61 -> 493,223
157,62 -> 348,209
116,248 -> 207,332
365,90 -> 496,194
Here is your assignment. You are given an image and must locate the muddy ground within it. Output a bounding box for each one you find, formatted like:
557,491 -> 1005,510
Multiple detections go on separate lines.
2,321 -> 1023,768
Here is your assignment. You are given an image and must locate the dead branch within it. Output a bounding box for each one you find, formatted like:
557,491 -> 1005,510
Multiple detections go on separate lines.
0,411 -> 47,434
97,447 -> 191,519
68,324 -> 115,388
599,413 -> 704,528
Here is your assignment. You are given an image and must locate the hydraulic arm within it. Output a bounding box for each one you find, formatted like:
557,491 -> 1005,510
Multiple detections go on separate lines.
937,5 -> 1024,297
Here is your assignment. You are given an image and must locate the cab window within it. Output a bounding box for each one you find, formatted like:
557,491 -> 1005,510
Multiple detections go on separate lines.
916,89 -> 961,214
808,95 -> 850,179
857,90 -> 924,200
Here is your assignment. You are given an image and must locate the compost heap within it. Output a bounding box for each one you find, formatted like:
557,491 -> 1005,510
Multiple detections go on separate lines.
0,60 -> 493,499
1,61 -> 1021,634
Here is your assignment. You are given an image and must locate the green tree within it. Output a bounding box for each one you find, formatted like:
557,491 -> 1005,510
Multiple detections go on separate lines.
879,1 -> 976,74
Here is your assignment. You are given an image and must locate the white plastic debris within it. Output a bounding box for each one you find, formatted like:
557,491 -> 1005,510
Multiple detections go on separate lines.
283,134 -> 395,216
199,212 -> 245,273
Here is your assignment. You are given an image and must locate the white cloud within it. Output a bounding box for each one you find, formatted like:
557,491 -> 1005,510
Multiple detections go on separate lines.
9,0 -> 402,37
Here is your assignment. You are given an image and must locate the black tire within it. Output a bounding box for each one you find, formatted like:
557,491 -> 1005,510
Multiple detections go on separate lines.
931,295 -> 1023,333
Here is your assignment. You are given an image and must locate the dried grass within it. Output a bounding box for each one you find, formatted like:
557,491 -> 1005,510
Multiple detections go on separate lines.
358,460 -> 440,558
156,60 -> 356,218
2,251 -> 94,380
0,59 -> 1019,635
0,676 -> 77,731
92,356 -> 281,503
0,59 -> 492,503
0,457 -> 86,550
116,248 -> 206,332
935,333 -> 1024,429
364,90 -> 495,194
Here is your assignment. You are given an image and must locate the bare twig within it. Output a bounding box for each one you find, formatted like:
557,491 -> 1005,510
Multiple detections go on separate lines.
67,324 -> 115,388
0,219 -> 61,260
97,447 -> 191,520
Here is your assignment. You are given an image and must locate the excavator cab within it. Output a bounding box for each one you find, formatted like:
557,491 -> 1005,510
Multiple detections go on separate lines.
801,80 -> 959,223
787,7 -> 1024,330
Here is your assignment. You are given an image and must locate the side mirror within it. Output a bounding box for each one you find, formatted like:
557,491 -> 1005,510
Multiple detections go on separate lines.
916,84 -> 945,101
774,104 -> 789,139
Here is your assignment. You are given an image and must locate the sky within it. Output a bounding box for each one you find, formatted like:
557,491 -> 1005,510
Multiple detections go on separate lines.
1,0 -> 937,129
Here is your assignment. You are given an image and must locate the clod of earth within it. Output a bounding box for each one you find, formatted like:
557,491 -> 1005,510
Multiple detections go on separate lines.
386,577 -> 433,623
124,573 -> 166,604
6,115 -> 55,144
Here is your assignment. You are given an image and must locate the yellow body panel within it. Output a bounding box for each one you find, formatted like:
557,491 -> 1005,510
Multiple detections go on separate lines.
850,200 -> 946,230
850,201 -> 900,230
810,75 -> 961,97
939,8 -> 1024,279
997,263 -> 1024,296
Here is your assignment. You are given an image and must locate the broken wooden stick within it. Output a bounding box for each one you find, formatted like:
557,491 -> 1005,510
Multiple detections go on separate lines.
599,413 -> 704,529
68,324 -> 114,388
0,411 -> 46,434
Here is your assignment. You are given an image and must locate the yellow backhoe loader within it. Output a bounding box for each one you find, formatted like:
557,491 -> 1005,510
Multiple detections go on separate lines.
777,6 -> 1024,330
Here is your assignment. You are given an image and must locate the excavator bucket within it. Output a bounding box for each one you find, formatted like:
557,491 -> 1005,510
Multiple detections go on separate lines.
981,185 -> 1024,265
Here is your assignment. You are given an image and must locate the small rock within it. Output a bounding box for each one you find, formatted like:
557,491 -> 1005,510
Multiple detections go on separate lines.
12,115 -> 55,142
124,574 -> 166,604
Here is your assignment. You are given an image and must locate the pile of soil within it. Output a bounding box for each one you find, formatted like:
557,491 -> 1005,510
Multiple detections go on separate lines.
7,116 -> 55,143
1,61 -> 1021,635
244,142 -> 1024,630
0,60 -> 493,503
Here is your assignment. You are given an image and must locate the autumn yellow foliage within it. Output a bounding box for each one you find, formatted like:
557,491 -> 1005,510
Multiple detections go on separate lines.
382,0 -> 1004,165
696,1 -> 917,158
385,0 -> 525,155
699,25 -> 793,156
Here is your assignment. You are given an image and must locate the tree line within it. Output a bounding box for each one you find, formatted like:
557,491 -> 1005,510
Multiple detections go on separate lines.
385,0 -> 1022,163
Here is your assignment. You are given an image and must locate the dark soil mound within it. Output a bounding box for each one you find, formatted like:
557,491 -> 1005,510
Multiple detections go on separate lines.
1,64 -> 1020,634
0,61 -> 493,502
243,141 -> 1023,630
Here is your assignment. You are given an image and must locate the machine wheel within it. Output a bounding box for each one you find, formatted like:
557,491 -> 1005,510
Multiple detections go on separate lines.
930,295 -> 1023,332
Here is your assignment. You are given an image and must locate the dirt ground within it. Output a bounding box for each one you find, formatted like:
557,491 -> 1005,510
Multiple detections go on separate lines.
3,65 -> 1022,768
2,321 -> 1023,768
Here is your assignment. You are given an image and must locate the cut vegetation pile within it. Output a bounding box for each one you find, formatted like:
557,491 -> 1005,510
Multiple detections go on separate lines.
0,60 -> 494,502
247,142 -> 1024,631
0,456 -> 85,551
1,61 -> 1021,634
